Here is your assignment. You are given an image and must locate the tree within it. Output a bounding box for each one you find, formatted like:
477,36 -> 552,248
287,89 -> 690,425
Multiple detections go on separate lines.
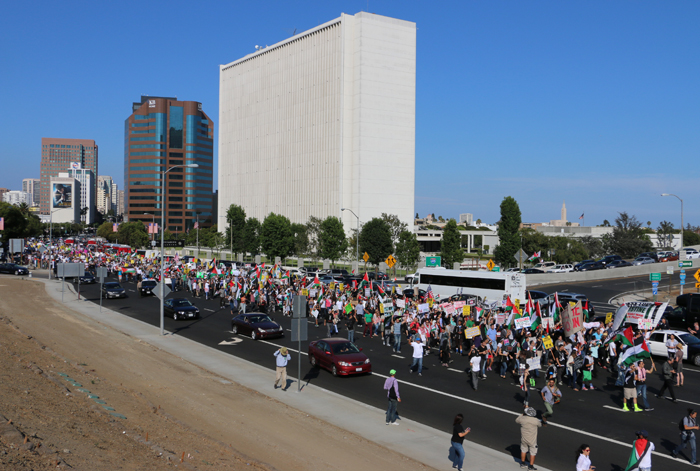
395,230 -> 421,269
440,219 -> 464,267
438,215 -> 445,222
290,223 -> 309,257
359,217 -> 393,267
476,219 -> 482,225
96,221 -> 116,241
0,203 -> 27,245
24,215 -> 44,238
601,212 -> 653,258
225,204 -> 246,257
602,220 -> 611,227
684,224 -> 700,247
656,221 -> 675,249
579,235 -> 604,259
260,213 -> 294,260
494,196 -> 522,267
116,221 -> 148,248
317,216 -> 347,265
306,215 -> 323,261
243,217 -> 261,257
381,213 -> 408,246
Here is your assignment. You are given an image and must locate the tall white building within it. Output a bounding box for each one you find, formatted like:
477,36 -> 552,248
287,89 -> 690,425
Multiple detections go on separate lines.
218,12 -> 416,233
3,190 -> 33,206
22,178 -> 40,206
97,175 -> 113,214
61,163 -> 95,224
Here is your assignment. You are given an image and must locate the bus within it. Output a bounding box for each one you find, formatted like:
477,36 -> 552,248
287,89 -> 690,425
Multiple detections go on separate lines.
414,268 -> 526,304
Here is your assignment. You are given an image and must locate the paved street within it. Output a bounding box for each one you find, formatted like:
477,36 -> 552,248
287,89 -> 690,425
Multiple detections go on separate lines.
36,271 -> 699,471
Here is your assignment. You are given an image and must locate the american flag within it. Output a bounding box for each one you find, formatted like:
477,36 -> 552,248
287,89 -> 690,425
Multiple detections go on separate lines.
579,213 -> 584,220
0,217 -> 4,230
194,221 -> 199,229
112,223 -> 118,232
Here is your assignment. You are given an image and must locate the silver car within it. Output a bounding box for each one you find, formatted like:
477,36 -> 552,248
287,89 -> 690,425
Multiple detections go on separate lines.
632,256 -> 655,266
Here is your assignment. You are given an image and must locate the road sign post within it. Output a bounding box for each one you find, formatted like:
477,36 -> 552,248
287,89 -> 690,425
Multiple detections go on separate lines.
486,259 -> 495,271
97,267 -> 109,312
425,256 -> 441,268
680,269 -> 686,296
649,273 -> 661,281
292,295 -> 308,393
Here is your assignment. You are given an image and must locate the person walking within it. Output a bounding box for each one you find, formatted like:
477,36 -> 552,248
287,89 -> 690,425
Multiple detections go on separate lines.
516,407 -> 542,470
450,413 -> 470,471
622,363 -> 643,412
575,444 -> 595,471
393,316 -> 403,353
656,356 -> 677,403
273,347 -> 291,391
383,369 -> 401,425
635,359 -> 655,411
346,310 -> 357,343
672,408 -> 698,464
541,378 -> 561,421
469,348 -> 481,391
674,343 -> 685,387
625,430 -> 654,471
410,337 -> 424,376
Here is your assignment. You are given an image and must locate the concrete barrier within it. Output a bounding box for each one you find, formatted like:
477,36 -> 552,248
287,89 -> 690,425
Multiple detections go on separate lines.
527,260 -> 698,286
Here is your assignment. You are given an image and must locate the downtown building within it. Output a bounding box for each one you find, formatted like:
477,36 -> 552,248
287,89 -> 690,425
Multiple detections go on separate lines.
22,178 -> 40,207
124,96 -> 214,233
218,12 -> 416,233
40,138 -> 97,215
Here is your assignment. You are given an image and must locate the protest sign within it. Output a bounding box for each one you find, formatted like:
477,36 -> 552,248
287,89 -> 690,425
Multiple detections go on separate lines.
453,300 -> 466,310
418,303 -> 430,314
365,288 -> 370,297
383,302 -> 394,314
428,298 -> 434,308
496,314 -> 506,325
562,301 -> 584,337
543,336 -> 553,350
514,316 -> 532,330
527,356 -> 541,371
396,299 -> 406,309
605,312 -> 613,325
443,303 -> 455,315
344,304 -> 353,315
465,326 -> 481,339
638,318 -> 653,330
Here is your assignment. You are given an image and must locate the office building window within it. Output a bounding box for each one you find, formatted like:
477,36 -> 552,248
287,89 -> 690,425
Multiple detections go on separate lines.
169,106 -> 183,148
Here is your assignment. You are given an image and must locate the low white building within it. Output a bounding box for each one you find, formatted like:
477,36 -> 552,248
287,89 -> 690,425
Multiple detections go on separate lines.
3,190 -> 32,206
48,176 -> 80,223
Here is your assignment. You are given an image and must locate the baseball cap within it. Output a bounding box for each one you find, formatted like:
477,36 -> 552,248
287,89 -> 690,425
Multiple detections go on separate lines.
389,369 -> 397,375
636,430 -> 648,438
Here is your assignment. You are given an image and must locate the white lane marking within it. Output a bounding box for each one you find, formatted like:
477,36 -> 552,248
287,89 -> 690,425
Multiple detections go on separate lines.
602,405 -> 636,413
391,355 -> 405,359
684,368 -> 700,374
286,329 -> 292,332
660,396 -> 700,406
447,368 -> 463,373
203,308 -> 215,312
128,289 -> 135,292
218,338 -> 243,346
252,338 -> 678,463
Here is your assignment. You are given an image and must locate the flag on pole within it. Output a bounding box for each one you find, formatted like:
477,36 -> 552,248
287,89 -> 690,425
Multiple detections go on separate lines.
358,272 -> 370,289
579,213 -> 584,220
194,221 -> 199,229
549,293 -> 562,323
618,340 -> 651,367
426,284 -> 433,299
530,299 -> 542,331
607,325 -> 635,346
112,223 -> 118,232
0,217 -> 4,230
282,270 -> 290,279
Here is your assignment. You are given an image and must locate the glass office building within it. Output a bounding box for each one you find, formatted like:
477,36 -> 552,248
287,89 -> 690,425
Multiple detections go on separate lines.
40,138 -> 98,215
124,96 -> 214,233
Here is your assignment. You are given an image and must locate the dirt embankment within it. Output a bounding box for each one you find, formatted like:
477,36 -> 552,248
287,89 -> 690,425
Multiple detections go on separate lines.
0,278 -> 429,470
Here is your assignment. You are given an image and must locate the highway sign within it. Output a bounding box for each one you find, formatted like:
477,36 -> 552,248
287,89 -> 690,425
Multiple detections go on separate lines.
96,267 -> 109,283
514,249 -> 529,263
666,266 -> 674,275
426,256 -> 441,267
649,273 -> 661,281
492,266 -> 501,272
153,282 -> 171,300
363,252 -> 369,263
679,261 -> 692,267
696,282 -> 700,289
486,259 -> 495,271
385,255 -> 397,268
695,269 -> 700,283
651,281 -> 659,288
652,287 -> 658,295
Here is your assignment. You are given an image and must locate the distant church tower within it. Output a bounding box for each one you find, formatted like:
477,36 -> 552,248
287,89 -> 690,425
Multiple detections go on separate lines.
561,201 -> 567,222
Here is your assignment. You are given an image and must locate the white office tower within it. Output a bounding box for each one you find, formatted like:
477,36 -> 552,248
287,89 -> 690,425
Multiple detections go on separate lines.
218,12 -> 416,232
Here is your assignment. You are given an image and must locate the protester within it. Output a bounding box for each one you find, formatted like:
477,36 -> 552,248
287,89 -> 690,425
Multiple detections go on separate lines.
672,409 -> 698,465
625,430 -> 654,471
656,356 -> 677,403
516,407 -> 541,470
541,378 -> 561,421
409,337 -> 424,376
575,444 -> 595,471
383,369 -> 401,426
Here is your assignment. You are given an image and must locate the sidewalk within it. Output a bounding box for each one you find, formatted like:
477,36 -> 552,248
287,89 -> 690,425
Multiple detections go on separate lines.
42,277 -> 549,471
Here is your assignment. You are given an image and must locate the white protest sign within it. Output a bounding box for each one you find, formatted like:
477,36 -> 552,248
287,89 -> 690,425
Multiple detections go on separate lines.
396,299 -> 406,309
514,316 -> 532,330
418,303 -> 430,314
527,356 -> 541,371
638,318 -> 653,330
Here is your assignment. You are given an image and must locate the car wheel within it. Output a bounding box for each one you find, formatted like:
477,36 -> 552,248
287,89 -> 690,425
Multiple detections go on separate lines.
173,312 -> 178,321
331,365 -> 338,376
251,331 -> 257,340
14,270 -> 19,275
694,354 -> 700,367
310,355 -> 318,368
232,325 -> 238,334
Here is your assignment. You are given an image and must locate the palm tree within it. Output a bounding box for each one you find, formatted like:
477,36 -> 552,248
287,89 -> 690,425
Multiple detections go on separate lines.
17,202 -> 30,216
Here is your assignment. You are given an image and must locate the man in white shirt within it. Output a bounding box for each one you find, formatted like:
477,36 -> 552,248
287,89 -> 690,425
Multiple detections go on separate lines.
470,354 -> 481,391
410,338 -> 424,376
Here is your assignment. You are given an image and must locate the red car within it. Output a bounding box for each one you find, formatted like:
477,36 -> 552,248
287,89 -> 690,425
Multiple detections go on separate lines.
308,338 -> 372,376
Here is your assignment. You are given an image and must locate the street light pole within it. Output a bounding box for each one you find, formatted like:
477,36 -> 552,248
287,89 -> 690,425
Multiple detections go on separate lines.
49,208 -> 61,280
341,208 -> 359,272
661,193 -> 684,253
161,163 -> 199,335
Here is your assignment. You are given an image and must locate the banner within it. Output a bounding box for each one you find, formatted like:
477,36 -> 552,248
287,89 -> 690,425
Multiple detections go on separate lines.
496,314 -> 506,325
562,301 -> 584,337
616,302 -> 666,329
442,303 -> 455,315
514,316 -> 532,330
465,326 -> 481,339
52,183 -> 73,208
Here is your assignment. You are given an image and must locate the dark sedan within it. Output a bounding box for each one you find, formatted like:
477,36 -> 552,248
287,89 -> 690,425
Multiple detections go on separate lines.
73,273 -> 96,284
576,261 -> 605,271
139,279 -> 158,296
403,288 -> 427,299
308,338 -> 372,376
522,268 -> 544,274
164,298 -> 200,321
102,282 -> 127,299
231,313 -> 284,340
606,260 -> 633,269
573,260 -> 595,271
0,263 -> 29,275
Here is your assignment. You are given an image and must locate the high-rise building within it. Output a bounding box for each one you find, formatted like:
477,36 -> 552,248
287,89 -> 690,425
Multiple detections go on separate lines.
111,182 -> 118,211
22,179 -> 40,206
218,12 -> 416,233
97,175 -> 113,214
3,191 -> 33,206
63,164 -> 96,224
124,96 -> 214,233
117,189 -> 125,217
40,138 -> 97,215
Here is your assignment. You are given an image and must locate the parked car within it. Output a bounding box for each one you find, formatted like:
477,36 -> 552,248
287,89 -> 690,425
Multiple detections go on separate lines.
0,263 -> 29,275
367,271 -> 389,281
638,252 -> 659,262
632,256 -> 655,266
646,330 -> 700,366
657,251 -> 679,262
532,261 -> 556,272
164,298 -> 200,321
139,279 -> 158,296
526,290 -> 550,309
231,313 -> 284,340
522,268 -> 544,274
327,268 -> 349,277
308,338 -> 372,376
405,272 -> 417,283
551,264 -> 573,273
681,248 -> 700,259
577,261 -> 605,271
597,255 -> 623,266
606,260 -> 633,269
102,282 -> 126,299
72,273 -> 96,284
573,260 -> 595,271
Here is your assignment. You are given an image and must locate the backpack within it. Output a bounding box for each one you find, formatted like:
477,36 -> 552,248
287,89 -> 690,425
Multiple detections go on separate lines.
679,416 -> 687,432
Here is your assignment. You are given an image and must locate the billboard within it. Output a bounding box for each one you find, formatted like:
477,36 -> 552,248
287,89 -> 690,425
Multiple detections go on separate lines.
52,183 -> 73,208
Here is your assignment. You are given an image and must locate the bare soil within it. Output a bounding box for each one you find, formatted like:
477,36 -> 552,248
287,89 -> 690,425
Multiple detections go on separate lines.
0,278 -> 431,470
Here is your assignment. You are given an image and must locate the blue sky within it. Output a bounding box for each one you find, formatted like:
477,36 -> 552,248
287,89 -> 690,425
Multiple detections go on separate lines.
1,1 -> 698,228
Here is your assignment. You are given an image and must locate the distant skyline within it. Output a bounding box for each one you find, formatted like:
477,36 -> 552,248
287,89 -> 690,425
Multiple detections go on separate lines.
1,1 -> 697,229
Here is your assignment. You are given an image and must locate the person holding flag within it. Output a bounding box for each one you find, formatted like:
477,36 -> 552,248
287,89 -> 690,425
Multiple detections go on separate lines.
624,430 -> 654,471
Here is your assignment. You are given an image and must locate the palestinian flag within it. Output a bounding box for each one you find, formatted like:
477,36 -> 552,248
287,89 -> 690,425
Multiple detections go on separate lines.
358,273 -> 370,289
307,275 -> 322,289
619,340 -> 651,367
282,270 -> 290,279
625,438 -> 652,471
549,293 -> 562,323
530,301 -> 542,331
210,266 -> 220,275
607,325 -> 635,346
505,297 -> 518,313
583,301 -> 590,322
377,282 -> 386,295
317,285 -> 324,301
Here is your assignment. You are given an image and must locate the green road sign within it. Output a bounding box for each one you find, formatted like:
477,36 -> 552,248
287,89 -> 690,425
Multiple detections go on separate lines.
425,256 -> 441,267
679,261 -> 693,268
492,267 -> 501,272
649,273 -> 661,281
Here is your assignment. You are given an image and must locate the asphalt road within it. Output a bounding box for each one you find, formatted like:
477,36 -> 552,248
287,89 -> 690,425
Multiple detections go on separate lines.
34,274 -> 700,470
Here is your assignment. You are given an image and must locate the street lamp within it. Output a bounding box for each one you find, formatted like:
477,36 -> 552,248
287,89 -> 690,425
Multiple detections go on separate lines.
48,208 -> 62,280
341,208 -> 359,273
661,193 -> 683,253
160,163 -> 199,335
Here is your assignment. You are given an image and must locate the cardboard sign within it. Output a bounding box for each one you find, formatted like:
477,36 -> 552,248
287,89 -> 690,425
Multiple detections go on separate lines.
638,318 -> 653,330
428,298 -> 434,308
464,305 -> 471,316
541,317 -> 554,329
383,302 -> 394,313
605,312 -> 613,325
379,303 -> 384,313
527,356 -> 541,371
301,289 -> 309,296
364,288 -> 370,297
562,301 -> 584,337
443,303 -> 456,315
514,316 -> 532,330
465,326 -> 481,339
339,283 -> 345,291
310,289 -> 317,298
344,304 -> 353,315
329,282 -> 335,290
453,300 -> 466,310
418,303 -> 430,314
396,299 -> 405,308
543,335 -> 554,350
496,314 -> 506,325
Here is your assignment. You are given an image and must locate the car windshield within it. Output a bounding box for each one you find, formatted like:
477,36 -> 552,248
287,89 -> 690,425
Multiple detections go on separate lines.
104,283 -> 121,289
173,299 -> 193,307
331,342 -> 361,354
679,334 -> 700,345
248,315 -> 272,323
142,280 -> 157,286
